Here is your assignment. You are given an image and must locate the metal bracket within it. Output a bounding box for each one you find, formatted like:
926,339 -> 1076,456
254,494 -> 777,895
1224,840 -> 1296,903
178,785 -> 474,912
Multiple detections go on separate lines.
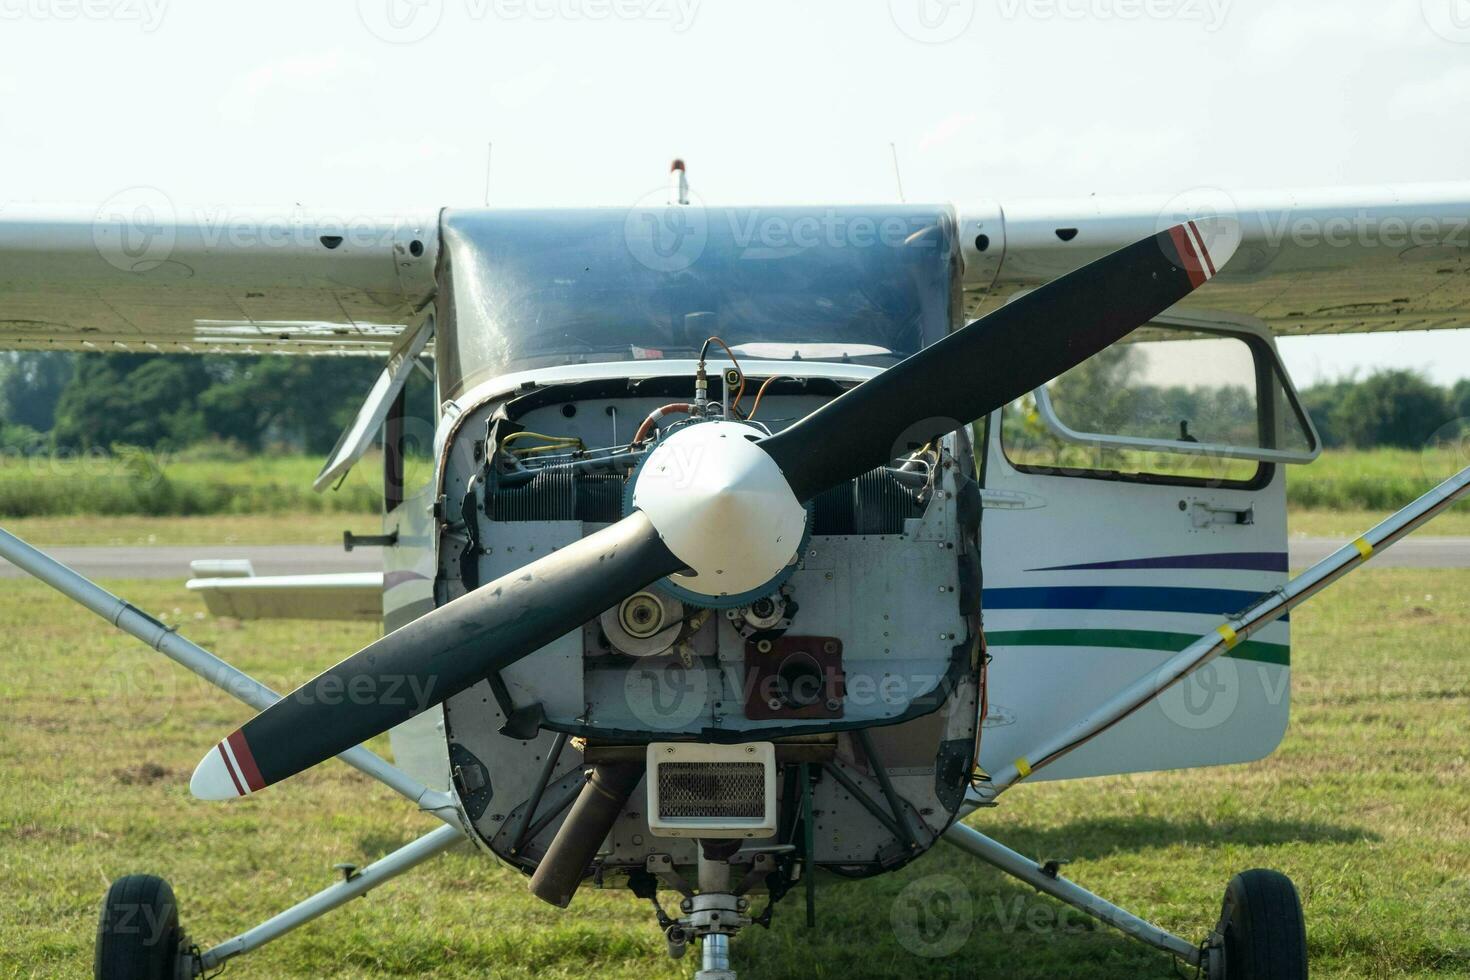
343,529 -> 399,551
647,853 -> 694,899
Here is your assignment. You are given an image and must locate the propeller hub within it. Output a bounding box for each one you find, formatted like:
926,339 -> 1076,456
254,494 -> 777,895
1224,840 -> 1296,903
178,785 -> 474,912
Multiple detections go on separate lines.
631,420 -> 808,605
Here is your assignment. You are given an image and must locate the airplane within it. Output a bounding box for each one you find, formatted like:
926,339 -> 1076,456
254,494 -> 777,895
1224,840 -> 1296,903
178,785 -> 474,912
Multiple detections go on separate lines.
2,163 -> 1470,980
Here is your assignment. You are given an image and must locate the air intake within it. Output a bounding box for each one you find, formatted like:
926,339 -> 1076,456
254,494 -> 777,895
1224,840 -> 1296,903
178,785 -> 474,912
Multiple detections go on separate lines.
646,743 -> 776,839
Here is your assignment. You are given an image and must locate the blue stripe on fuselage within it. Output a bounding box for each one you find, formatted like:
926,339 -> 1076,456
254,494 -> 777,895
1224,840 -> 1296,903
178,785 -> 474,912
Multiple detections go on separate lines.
981,585 -> 1282,619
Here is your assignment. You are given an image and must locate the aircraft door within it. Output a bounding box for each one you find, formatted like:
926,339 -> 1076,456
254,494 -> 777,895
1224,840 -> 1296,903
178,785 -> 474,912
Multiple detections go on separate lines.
380,346 -> 447,788
975,316 -> 1319,780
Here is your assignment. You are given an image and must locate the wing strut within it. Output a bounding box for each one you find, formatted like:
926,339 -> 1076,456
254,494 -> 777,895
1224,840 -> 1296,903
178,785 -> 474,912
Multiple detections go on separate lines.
0,524 -> 459,824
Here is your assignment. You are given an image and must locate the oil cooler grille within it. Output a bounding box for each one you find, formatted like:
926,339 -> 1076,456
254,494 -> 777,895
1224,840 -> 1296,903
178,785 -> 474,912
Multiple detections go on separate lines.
656,762 -> 765,819
647,742 -> 777,838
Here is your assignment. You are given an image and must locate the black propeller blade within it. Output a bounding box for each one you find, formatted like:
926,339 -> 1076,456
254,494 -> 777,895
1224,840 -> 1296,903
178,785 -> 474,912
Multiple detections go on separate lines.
760,218 -> 1239,499
192,218 -> 1237,800
191,513 -> 681,798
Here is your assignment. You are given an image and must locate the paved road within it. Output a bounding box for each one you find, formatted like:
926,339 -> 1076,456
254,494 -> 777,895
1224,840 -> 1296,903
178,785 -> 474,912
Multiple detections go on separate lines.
1287,536 -> 1470,569
4,538 -> 1470,581
0,544 -> 381,580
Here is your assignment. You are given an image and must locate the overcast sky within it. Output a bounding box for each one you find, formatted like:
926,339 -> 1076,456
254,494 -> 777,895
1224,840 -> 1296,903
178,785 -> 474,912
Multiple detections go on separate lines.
1,0 -> 1468,384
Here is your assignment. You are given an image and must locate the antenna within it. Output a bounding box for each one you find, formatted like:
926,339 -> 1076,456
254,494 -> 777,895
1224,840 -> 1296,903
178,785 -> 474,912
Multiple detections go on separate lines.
889,142 -> 906,203
483,142 -> 493,206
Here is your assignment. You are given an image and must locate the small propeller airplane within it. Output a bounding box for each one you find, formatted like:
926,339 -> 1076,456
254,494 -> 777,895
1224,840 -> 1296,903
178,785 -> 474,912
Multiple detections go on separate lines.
3,163 -> 1470,980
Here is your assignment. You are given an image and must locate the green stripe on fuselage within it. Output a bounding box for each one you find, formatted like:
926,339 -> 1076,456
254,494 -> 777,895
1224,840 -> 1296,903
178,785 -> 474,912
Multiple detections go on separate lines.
983,628 -> 1289,667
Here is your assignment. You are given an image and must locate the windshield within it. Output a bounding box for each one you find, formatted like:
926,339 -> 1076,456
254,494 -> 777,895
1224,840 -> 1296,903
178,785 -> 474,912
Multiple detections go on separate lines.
437,205 -> 960,398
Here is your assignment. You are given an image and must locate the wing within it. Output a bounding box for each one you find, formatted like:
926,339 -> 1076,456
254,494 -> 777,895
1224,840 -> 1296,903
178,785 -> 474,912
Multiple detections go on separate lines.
959,182 -> 1470,335
0,204 -> 438,354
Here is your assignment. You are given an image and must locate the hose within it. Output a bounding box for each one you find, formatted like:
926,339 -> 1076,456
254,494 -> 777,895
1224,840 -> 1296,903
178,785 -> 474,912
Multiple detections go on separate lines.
633,403 -> 693,444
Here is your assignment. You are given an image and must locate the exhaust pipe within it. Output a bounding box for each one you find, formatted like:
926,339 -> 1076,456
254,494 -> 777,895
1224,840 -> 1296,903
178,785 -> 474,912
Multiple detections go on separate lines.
529,762 -> 644,908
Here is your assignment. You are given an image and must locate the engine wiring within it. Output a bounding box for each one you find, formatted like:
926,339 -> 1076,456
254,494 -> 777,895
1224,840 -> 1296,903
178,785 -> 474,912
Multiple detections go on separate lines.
745,375 -> 788,420
699,335 -> 745,413
500,430 -> 586,457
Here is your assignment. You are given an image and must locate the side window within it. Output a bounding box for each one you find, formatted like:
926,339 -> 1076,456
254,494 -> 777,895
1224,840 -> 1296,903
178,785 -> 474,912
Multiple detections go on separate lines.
384,359 -> 437,512
1001,325 -> 1316,486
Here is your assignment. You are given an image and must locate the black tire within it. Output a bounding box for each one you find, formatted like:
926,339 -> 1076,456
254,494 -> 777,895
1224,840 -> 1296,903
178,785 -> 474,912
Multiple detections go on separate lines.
1219,868 -> 1308,980
95,875 -> 183,980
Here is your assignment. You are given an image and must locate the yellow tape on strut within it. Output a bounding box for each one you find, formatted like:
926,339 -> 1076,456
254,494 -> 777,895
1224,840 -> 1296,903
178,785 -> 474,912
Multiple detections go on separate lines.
1216,624 -> 1239,648
1353,537 -> 1375,559
1014,757 -> 1033,778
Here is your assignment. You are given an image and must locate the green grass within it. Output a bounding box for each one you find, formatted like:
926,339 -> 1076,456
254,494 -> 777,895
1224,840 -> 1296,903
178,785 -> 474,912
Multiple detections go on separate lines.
0,450 -> 379,518
1287,447 -> 1470,511
5,507 -> 1465,550
3,446 -> 1468,521
2,571 -> 1468,978
0,512 -> 359,547
1290,507 -> 1470,538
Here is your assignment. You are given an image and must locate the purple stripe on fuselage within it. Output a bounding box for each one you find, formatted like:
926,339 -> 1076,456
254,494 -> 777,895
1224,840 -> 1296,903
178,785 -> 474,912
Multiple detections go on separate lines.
1027,552 -> 1289,574
383,570 -> 429,590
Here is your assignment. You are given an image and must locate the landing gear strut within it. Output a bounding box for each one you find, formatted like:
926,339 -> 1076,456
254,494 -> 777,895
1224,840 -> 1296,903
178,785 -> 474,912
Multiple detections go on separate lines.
943,822 -> 1309,978
641,844 -> 789,980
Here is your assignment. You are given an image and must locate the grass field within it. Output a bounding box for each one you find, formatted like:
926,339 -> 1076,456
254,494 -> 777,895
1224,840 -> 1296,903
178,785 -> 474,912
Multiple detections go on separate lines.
2,570 -> 1467,978
0,451 -> 380,518
0,512 -> 358,546
4,445 -> 1470,548
3,447 -> 1468,521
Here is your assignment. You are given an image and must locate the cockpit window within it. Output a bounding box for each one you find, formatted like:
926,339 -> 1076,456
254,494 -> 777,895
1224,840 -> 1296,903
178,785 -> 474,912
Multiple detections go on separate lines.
437,205 -> 960,398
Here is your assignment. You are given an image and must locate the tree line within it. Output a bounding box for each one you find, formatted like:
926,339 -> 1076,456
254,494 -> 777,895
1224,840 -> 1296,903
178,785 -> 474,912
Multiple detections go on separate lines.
1,352 -> 380,455
2,352 -> 1468,455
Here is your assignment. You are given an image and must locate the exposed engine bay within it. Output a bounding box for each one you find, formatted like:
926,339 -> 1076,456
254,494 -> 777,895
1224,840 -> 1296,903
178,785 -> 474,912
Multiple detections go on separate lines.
430,358 -> 983,907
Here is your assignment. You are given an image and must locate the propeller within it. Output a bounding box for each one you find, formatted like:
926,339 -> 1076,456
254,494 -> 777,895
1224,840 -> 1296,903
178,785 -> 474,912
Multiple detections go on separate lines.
191,218 -> 1239,800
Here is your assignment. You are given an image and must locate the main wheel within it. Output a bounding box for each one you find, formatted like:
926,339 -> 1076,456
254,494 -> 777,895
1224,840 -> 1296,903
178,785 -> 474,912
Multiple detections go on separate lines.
1218,868 -> 1307,980
94,874 -> 185,980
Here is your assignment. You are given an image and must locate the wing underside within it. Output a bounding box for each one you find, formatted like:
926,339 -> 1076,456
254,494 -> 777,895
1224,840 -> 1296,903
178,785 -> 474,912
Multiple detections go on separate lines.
959,182 -> 1470,336
0,206 -> 439,354
2,185 -> 1468,356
